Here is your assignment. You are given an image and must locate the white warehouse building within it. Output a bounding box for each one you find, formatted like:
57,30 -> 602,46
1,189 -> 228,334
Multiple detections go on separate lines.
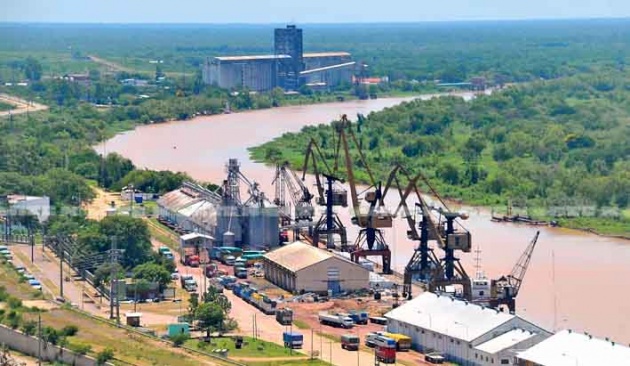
384,292 -> 552,366
516,329 -> 630,366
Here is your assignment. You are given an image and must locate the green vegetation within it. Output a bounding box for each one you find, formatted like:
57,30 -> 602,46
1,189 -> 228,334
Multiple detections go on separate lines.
292,319 -> 310,330
249,360 -> 332,366
190,336 -> 303,358
0,101 -> 13,111
251,70 -> 630,236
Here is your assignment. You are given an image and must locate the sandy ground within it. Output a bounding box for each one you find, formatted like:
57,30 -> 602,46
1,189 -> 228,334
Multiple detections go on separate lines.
83,186 -> 123,220
0,93 -> 48,117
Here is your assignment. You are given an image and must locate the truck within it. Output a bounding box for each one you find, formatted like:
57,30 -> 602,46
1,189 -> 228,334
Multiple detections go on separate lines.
348,311 -> 369,325
235,266 -> 248,279
341,334 -> 360,351
318,312 -> 354,329
158,246 -> 174,259
205,263 -> 218,278
181,247 -> 200,267
276,308 -> 293,325
180,275 -> 194,288
282,331 -> 303,349
380,332 -> 412,351
374,335 -> 396,364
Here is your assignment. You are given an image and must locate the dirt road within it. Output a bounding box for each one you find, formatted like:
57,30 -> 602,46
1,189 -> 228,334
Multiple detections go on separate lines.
83,186 -> 122,220
88,55 -> 134,73
0,93 -> 48,117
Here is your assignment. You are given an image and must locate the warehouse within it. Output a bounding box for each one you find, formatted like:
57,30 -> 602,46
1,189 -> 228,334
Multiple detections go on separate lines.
385,292 -> 551,366
263,241 -> 369,294
516,329 -> 630,366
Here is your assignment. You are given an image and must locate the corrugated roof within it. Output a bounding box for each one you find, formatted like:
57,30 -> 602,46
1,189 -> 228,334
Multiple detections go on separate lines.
300,62 -> 357,75
263,241 -> 334,272
180,233 -> 215,241
517,330 -> 630,366
157,190 -> 200,212
303,52 -> 351,58
475,329 -> 536,354
214,54 -> 291,61
385,292 -> 514,342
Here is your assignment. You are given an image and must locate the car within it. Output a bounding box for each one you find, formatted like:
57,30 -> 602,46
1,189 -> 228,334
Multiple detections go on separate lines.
171,272 -> 180,280
28,279 -> 42,291
425,353 -> 445,364
23,274 -> 35,281
14,266 -> 26,274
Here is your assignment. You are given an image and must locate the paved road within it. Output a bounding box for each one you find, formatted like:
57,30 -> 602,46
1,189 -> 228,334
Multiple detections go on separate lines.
0,94 -> 48,117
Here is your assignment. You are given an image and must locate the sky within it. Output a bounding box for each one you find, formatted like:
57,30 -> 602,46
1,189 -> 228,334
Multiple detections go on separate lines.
2,0 -> 630,23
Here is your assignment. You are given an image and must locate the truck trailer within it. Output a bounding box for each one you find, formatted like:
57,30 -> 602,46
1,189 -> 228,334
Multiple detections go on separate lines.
282,331 -> 303,349
341,334 -> 360,351
276,308 -> 293,325
318,312 -> 354,329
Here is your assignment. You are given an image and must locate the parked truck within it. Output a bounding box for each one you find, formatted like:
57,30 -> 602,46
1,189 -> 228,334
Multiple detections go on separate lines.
318,312 -> 354,329
282,331 -> 303,349
348,311 -> 369,325
276,308 -> 293,325
341,334 -> 360,351
374,335 -> 397,364
180,275 -> 194,288
181,247 -> 200,267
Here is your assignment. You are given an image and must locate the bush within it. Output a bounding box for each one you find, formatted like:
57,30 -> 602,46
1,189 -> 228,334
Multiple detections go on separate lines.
21,320 -> 37,336
68,342 -> 92,355
96,347 -> 115,365
170,333 -> 190,347
7,297 -> 23,310
42,326 -> 59,345
61,324 -> 79,337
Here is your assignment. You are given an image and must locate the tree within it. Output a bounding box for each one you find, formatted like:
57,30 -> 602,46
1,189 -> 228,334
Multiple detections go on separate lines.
132,263 -> 171,291
195,302 -> 225,337
96,347 -> 114,365
202,286 -> 231,313
23,57 -> 42,81
21,320 -> 37,336
97,215 -> 152,268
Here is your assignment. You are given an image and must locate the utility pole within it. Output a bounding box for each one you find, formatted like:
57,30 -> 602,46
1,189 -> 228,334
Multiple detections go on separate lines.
59,239 -> 64,299
109,236 -> 120,324
30,234 -> 34,263
310,328 -> 314,360
37,313 -> 42,366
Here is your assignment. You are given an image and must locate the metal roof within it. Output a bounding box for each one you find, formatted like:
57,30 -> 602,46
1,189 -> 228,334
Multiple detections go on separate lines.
517,330 -> 630,366
475,329 -> 536,354
303,52 -> 351,58
180,233 -> 215,241
157,189 -> 200,212
384,292 -> 515,342
214,54 -> 291,61
263,241 -> 335,272
300,62 -> 356,75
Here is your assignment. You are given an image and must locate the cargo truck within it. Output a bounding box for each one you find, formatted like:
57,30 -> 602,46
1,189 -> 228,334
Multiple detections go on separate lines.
180,275 -> 194,288
349,311 -> 369,325
380,332 -> 412,351
282,331 -> 303,349
318,312 -> 354,328
181,247 -> 200,267
276,308 -> 293,325
341,334 -> 360,351
374,335 -> 396,364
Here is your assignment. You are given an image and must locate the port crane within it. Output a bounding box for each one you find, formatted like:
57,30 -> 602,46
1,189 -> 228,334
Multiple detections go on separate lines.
272,161 -> 316,227
488,231 -> 540,313
333,114 -> 394,274
381,164 -> 472,299
302,138 -> 349,250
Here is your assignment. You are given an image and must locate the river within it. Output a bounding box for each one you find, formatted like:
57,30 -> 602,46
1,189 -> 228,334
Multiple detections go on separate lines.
97,94 -> 630,344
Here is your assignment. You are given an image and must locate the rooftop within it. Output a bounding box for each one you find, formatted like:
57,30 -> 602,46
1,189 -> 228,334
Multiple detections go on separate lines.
300,61 -> 357,75
475,329 -> 536,354
384,292 -> 515,342
264,241 -> 335,272
180,233 -> 215,241
214,54 -> 291,62
6,194 -> 49,204
517,330 -> 630,366
303,52 -> 351,58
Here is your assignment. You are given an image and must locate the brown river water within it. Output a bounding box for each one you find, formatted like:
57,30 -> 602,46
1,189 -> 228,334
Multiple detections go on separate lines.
97,94 -> 630,344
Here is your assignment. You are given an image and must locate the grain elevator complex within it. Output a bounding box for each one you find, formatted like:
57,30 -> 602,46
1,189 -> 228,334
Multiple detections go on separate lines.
202,25 -> 355,92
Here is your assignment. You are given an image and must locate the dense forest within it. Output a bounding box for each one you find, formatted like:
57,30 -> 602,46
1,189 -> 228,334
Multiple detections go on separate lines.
3,19 -> 630,84
250,69 -> 630,235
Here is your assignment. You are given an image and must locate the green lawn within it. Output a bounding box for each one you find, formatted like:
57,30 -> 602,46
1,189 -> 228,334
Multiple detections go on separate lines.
293,319 -> 310,330
146,218 -> 180,249
0,101 -> 14,111
188,336 -> 304,358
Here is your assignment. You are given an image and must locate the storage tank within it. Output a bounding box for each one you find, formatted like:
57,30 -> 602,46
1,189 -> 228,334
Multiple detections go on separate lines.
223,231 -> 235,247
243,204 -> 279,250
216,205 -> 242,246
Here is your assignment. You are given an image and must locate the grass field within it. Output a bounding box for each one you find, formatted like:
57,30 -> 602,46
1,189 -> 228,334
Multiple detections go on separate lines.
0,258 -> 44,300
189,336 -> 304,358
146,218 -> 180,250
292,319 -> 310,330
0,100 -> 13,111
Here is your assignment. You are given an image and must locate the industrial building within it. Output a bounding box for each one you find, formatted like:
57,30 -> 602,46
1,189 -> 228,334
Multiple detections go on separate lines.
263,241 -> 370,294
3,194 -> 50,223
516,329 -> 630,366
202,25 -> 354,92
157,159 -> 279,249
384,292 -> 552,366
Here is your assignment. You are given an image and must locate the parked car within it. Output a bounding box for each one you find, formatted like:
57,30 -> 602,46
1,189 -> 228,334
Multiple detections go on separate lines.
171,272 -> 180,280
425,353 -> 445,364
28,279 -> 42,291
23,274 -> 35,281
14,266 -> 26,274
